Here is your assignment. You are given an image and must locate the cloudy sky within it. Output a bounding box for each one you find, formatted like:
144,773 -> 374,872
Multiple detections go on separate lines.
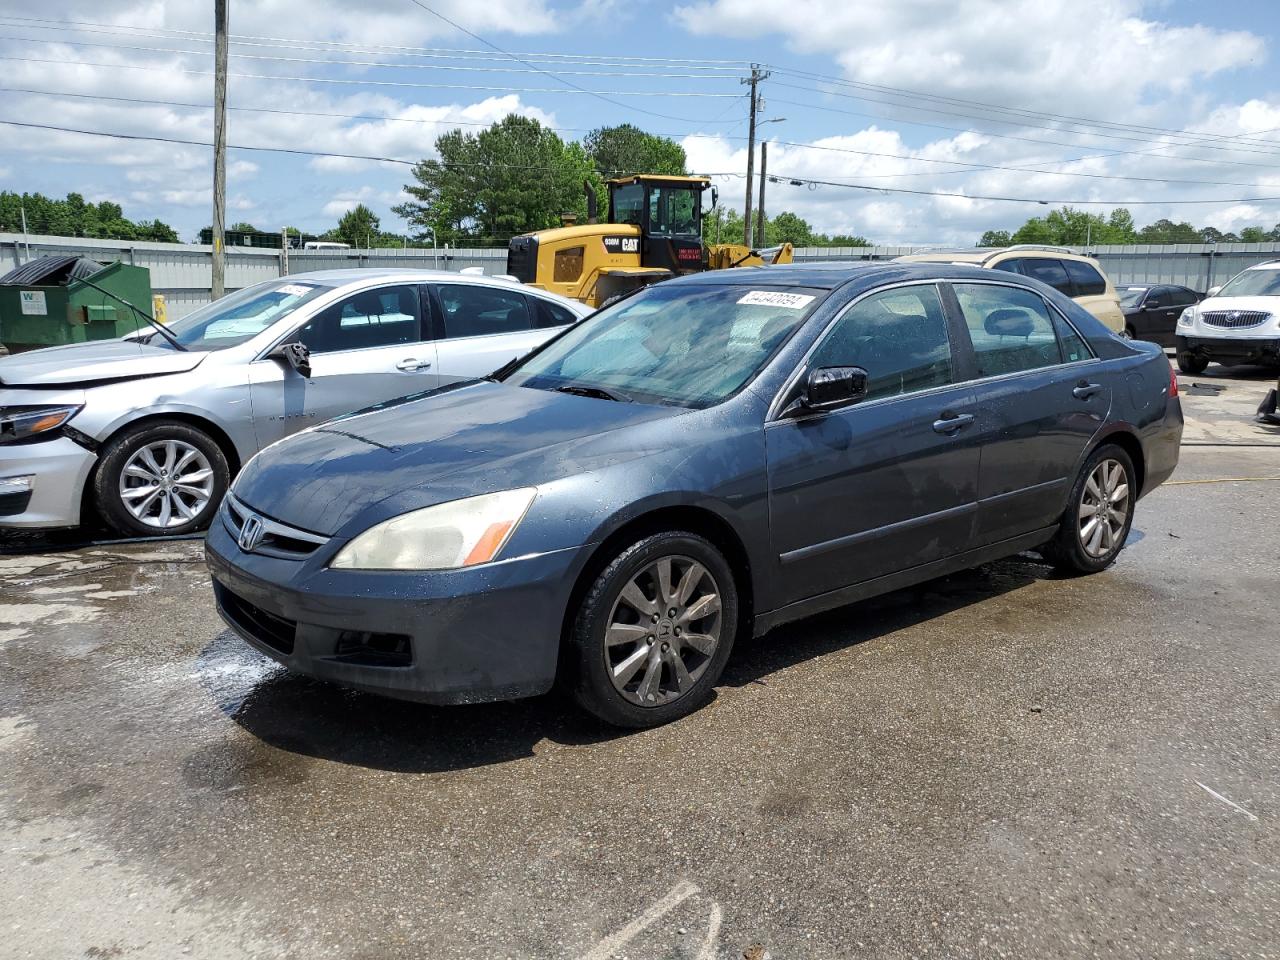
0,0 -> 1277,245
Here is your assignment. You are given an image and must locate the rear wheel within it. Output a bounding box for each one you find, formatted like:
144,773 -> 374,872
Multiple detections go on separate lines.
1122,325 -> 1136,340
1042,444 -> 1136,575
93,421 -> 230,537
1177,352 -> 1208,375
568,531 -> 738,728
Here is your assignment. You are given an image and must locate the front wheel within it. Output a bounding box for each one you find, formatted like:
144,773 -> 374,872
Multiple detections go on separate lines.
1041,444 -> 1136,575
1177,352 -> 1208,375
93,420 -> 230,537
567,531 -> 738,728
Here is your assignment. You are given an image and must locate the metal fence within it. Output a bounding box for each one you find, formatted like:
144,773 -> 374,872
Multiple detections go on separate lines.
4,233 -> 1278,321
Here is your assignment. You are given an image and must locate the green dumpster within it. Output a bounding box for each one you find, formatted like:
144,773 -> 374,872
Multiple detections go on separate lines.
0,255 -> 154,354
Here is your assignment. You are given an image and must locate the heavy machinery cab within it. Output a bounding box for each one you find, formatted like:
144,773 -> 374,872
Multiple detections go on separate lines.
506,175 -> 714,307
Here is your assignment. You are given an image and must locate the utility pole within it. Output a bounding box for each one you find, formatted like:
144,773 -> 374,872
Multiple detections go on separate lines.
741,64 -> 769,248
756,141 -> 768,248
211,0 -> 229,300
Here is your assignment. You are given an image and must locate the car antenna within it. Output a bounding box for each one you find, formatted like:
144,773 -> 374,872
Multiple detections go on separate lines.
76,276 -> 188,351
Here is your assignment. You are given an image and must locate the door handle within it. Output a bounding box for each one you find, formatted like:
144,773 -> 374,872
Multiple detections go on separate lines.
396,358 -> 432,372
1072,381 -> 1103,400
932,413 -> 974,434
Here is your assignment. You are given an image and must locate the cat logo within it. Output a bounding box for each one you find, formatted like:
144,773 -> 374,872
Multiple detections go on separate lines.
602,236 -> 640,255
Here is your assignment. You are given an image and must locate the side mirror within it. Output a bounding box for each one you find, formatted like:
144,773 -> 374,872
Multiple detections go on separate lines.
797,365 -> 868,413
1206,285 -> 1222,298
269,340 -> 312,379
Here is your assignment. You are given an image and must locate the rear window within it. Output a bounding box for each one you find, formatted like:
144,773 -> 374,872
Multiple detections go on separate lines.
1018,259 -> 1074,296
1063,259 -> 1107,296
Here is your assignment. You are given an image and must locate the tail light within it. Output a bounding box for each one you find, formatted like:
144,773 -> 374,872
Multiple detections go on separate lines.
1169,364 -> 1179,398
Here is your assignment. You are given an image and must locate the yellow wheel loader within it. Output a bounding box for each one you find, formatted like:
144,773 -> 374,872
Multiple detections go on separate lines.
505,175 -> 793,308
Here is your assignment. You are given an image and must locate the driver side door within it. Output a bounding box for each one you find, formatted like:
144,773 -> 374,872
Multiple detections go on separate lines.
248,284 -> 440,450
765,283 -> 983,606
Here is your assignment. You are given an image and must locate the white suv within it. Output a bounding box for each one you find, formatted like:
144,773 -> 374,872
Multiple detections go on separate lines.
1175,260 -> 1280,373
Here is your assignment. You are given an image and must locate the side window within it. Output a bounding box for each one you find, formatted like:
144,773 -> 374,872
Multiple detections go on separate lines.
1019,259 -> 1074,296
436,284 -> 531,339
533,298 -> 577,330
1147,288 -> 1171,309
295,285 -> 420,354
1062,259 -> 1107,296
553,246 -> 584,284
1168,287 -> 1197,306
991,258 -> 1024,276
954,283 -> 1063,377
810,285 -> 954,401
1052,311 -> 1093,364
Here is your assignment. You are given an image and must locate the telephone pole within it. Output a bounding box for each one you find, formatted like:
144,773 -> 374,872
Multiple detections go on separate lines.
211,0 -> 229,300
756,141 -> 768,248
741,64 -> 769,248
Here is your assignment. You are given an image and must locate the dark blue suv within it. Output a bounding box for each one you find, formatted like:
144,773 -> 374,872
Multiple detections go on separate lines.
206,263 -> 1182,728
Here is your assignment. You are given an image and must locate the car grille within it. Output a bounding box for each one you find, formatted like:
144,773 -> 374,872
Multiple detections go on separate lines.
1201,310 -> 1271,329
222,493 -> 329,560
215,582 -> 296,655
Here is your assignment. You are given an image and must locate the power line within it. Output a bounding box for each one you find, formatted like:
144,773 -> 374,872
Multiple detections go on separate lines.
0,14 -> 749,67
399,0 -> 740,124
0,55 -> 745,100
766,171 -> 1280,206
770,66 -> 1280,151
0,32 -> 745,79
3,85 -> 1272,190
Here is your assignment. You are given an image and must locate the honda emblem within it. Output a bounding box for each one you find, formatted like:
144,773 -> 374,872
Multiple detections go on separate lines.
237,513 -> 266,553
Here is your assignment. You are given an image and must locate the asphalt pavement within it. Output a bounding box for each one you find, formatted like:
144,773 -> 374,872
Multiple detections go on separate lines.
1,363 -> 1278,959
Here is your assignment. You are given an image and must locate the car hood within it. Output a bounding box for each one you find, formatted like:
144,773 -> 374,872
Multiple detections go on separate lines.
233,381 -> 687,536
0,339 -> 207,386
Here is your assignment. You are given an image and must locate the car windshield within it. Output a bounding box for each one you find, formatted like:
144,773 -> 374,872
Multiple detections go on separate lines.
153,279 -> 334,351
505,283 -> 824,408
1216,268 -> 1280,298
1118,286 -> 1148,307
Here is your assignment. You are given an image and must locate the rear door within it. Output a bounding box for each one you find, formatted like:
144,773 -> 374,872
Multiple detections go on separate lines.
948,281 -> 1111,545
248,284 -> 439,449
427,283 -> 572,383
765,282 -> 983,605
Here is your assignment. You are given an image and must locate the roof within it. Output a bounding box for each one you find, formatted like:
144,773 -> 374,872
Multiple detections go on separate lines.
264,268 -> 589,311
604,174 -> 711,187
900,248 -> 1102,266
669,260 -> 1001,290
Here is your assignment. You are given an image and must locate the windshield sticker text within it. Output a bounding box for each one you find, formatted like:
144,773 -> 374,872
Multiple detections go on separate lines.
737,291 -> 815,309
278,284 -> 314,297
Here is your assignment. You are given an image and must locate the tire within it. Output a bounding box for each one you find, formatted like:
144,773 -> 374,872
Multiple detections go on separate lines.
1122,325 -> 1136,340
93,420 -> 230,537
1177,352 -> 1208,375
567,531 -> 738,728
1041,444 -> 1136,576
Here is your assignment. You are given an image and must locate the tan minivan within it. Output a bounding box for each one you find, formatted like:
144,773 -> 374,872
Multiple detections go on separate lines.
898,246 -> 1126,334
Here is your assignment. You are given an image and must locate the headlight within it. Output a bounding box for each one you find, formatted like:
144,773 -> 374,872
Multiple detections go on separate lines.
1177,307 -> 1195,327
329,488 -> 537,571
0,405 -> 82,445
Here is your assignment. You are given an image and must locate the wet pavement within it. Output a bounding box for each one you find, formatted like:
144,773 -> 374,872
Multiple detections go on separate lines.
2,366 -> 1279,959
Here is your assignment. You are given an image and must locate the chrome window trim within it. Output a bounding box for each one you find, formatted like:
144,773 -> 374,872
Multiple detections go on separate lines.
254,281 -> 427,362
766,277 -> 1101,424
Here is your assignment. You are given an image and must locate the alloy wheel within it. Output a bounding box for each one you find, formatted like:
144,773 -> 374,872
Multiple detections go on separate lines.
1078,458 -> 1129,559
118,439 -> 215,529
604,555 -> 723,707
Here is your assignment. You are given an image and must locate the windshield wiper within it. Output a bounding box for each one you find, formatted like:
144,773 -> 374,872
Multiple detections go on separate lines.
553,383 -> 632,403
485,353 -> 525,382
78,276 -> 187,351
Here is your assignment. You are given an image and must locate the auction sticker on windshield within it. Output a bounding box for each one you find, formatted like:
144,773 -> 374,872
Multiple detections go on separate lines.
738,291 -> 815,309
278,284 -> 316,298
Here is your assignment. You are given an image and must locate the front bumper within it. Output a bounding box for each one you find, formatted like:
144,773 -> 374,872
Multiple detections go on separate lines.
205,518 -> 585,705
1178,335 -> 1280,365
0,436 -> 97,528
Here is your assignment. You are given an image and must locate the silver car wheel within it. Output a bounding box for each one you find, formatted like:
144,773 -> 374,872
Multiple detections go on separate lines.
118,440 -> 215,529
1078,458 -> 1129,559
604,555 -> 722,707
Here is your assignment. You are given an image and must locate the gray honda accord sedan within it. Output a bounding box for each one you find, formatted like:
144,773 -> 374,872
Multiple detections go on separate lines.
206,262 -> 1182,728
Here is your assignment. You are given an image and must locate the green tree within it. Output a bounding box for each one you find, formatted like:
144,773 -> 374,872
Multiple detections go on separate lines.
1200,226 -> 1239,243
765,211 -> 814,246
1239,226 -> 1269,242
978,229 -> 1012,247
1106,208 -> 1137,243
827,233 -> 871,246
1136,218 -> 1201,243
395,114 -> 595,244
582,124 -> 687,179
331,204 -> 382,247
0,190 -> 178,241
229,221 -> 260,233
